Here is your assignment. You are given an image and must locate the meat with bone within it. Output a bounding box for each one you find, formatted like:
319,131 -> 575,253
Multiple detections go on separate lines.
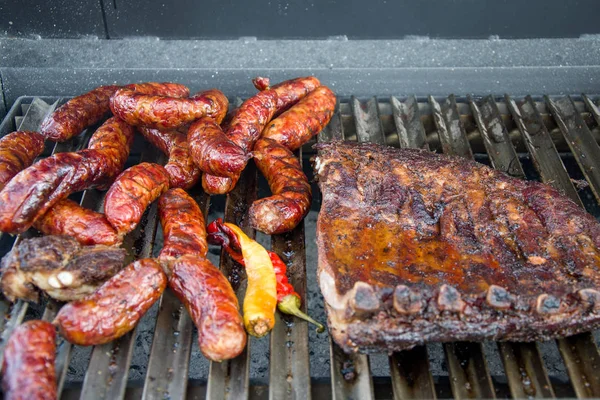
0,235 -> 126,303
2,320 -> 57,400
33,199 -> 121,246
158,188 -> 246,361
201,76 -> 320,195
0,131 -> 45,191
104,162 -> 170,237
0,117 -> 135,234
110,87 -> 228,130
314,141 -> 600,353
54,258 -> 167,346
137,127 -> 201,189
40,85 -> 121,142
248,85 -> 335,234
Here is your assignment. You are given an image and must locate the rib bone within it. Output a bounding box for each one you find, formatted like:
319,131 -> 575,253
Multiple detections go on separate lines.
393,285 -> 423,315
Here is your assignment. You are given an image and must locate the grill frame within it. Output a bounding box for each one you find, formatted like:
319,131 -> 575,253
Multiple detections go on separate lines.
0,93 -> 599,399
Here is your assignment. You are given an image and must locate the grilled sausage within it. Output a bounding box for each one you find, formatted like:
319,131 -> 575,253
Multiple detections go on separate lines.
170,255 -> 246,361
249,138 -> 312,235
253,76 -> 321,116
260,86 -> 336,151
158,188 -> 207,266
123,82 -> 190,98
2,320 -> 57,400
54,258 -> 166,346
199,77 -> 320,195
0,131 -> 45,190
34,199 -> 121,246
0,117 -> 135,234
110,88 -> 228,130
40,85 -> 121,142
138,127 -> 201,189
188,117 -> 250,179
104,162 -> 170,237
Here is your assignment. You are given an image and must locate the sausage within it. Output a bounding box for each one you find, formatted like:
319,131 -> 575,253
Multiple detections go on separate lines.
123,82 -> 190,98
2,320 -> 57,400
0,131 -> 45,190
201,173 -> 238,195
249,138 -> 312,235
104,162 -> 170,237
40,85 -> 121,142
158,188 -> 207,266
253,76 -> 321,116
188,117 -> 250,179
138,127 -> 201,189
170,255 -> 246,361
34,199 -> 121,246
0,117 -> 135,234
54,258 -> 166,346
199,77 -> 320,195
110,88 -> 228,130
260,86 -> 336,151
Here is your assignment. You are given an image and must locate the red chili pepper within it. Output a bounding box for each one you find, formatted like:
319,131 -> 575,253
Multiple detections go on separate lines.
207,218 -> 324,333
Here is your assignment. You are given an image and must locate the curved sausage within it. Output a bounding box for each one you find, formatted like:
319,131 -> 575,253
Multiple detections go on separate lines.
188,117 -> 250,179
110,88 -> 228,130
138,127 -> 200,189
54,258 -> 166,346
253,76 -> 321,116
34,199 -> 121,246
170,255 -> 246,361
104,162 -> 170,237
2,320 -> 56,400
0,117 -> 135,234
249,138 -> 312,235
123,82 -> 190,98
0,131 -> 45,190
200,77 -> 320,195
40,85 -> 121,142
158,188 -> 207,266
260,86 -> 336,151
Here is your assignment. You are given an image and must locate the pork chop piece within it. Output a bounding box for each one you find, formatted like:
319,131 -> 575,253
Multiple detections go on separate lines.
1,235 -> 127,302
314,141 -> 600,354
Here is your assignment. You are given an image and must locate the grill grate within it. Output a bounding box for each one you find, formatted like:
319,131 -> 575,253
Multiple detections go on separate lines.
0,93 -> 600,399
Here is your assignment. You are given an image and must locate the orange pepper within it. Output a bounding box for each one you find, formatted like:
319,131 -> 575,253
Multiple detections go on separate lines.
224,223 -> 277,337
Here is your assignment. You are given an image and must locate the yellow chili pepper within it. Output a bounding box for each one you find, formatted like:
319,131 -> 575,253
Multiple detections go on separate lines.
224,223 -> 277,337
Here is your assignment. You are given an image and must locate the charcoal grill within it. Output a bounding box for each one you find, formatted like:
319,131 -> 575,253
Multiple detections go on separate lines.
0,90 -> 599,399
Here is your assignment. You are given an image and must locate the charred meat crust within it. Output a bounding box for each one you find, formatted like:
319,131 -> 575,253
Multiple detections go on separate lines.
315,142 -> 600,353
0,131 -> 46,191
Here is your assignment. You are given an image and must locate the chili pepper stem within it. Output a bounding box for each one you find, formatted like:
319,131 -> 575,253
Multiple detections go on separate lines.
278,294 -> 325,333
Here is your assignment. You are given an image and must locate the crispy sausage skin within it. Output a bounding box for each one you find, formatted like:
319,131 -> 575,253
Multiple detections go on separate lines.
201,173 -> 238,195
34,199 -> 121,246
260,86 -> 336,151
40,85 -> 121,142
0,117 -> 135,234
2,320 -> 57,400
188,117 -> 250,179
0,131 -> 45,190
123,82 -> 190,98
158,188 -> 207,265
110,88 -> 228,130
54,259 -> 166,346
249,138 -> 312,235
170,255 -> 246,361
138,127 -> 200,189
253,76 -> 321,116
104,162 -> 170,237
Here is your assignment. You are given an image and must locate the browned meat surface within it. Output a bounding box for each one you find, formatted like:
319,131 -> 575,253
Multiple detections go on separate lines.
0,235 -> 126,302
315,141 -> 600,353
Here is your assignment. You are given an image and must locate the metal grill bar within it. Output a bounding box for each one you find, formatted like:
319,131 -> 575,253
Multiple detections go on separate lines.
142,187 -> 209,399
469,95 -> 555,399
388,96 -> 436,400
430,95 -> 496,400
206,160 -> 257,400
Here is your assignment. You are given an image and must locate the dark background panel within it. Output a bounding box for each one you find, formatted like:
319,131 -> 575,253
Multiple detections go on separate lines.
103,0 -> 600,39
0,0 -> 105,39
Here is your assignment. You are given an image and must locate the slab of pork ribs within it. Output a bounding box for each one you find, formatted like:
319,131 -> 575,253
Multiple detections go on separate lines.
314,141 -> 600,353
